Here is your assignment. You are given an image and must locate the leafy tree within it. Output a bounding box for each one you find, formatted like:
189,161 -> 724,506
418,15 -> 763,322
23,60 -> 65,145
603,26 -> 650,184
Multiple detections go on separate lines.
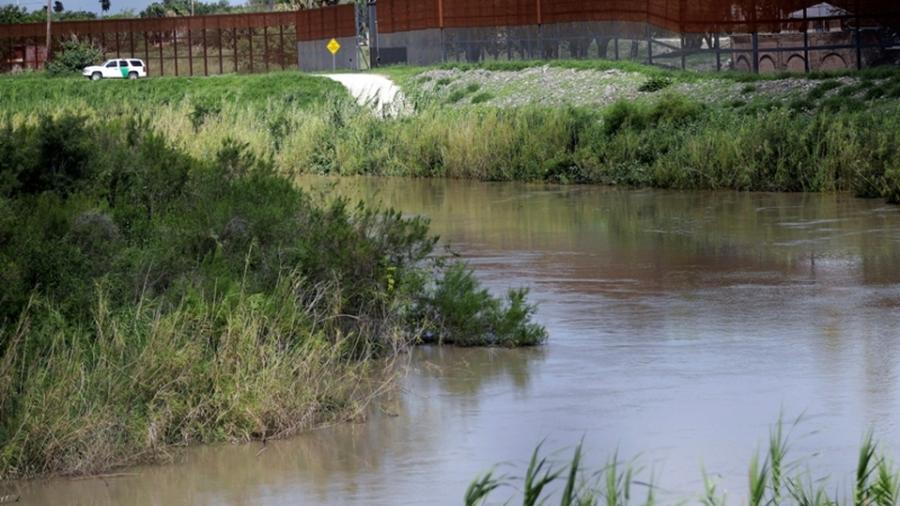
100,0 -> 110,15
0,5 -> 29,24
45,38 -> 103,75
139,0 -> 233,17
53,1 -> 64,13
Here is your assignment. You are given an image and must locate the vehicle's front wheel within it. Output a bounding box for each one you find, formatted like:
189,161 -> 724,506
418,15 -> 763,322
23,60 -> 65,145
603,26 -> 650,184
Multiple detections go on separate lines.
91,72 -> 102,81
128,72 -> 138,80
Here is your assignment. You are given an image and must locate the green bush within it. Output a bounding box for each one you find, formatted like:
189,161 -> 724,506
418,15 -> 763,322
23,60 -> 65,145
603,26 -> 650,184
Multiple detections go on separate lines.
45,38 -> 103,76
421,263 -> 547,347
807,80 -> 842,100
471,91 -> 494,104
638,75 -> 673,93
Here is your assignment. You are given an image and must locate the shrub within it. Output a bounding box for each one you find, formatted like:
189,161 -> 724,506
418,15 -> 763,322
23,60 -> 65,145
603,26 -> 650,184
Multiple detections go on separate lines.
638,75 -> 673,93
807,80 -> 842,100
45,38 -> 103,76
421,263 -> 547,347
471,92 -> 494,104
446,88 -> 469,103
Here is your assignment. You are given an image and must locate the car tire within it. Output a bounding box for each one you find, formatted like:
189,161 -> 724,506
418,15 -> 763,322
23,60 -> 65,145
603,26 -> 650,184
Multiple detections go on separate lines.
128,72 -> 138,80
91,72 -> 102,81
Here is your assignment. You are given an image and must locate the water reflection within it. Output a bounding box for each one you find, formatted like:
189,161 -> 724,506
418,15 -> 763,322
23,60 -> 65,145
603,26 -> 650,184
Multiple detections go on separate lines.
13,178 -> 900,505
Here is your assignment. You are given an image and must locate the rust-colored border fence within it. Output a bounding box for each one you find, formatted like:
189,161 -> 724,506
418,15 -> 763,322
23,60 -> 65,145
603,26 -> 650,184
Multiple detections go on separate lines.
3,1 -> 899,75
0,5 -> 356,75
372,0 -> 900,72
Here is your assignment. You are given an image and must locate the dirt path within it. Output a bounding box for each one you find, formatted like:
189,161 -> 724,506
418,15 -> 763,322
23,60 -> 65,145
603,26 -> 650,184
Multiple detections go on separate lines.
323,73 -> 406,117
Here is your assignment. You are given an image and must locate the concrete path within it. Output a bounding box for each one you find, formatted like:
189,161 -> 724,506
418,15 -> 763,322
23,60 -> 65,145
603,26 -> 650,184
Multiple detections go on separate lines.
323,73 -> 406,117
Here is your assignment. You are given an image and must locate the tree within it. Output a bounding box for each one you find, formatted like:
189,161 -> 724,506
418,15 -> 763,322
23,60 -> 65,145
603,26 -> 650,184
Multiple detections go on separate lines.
53,1 -> 64,13
45,38 -> 103,75
100,0 -> 110,15
0,5 -> 29,24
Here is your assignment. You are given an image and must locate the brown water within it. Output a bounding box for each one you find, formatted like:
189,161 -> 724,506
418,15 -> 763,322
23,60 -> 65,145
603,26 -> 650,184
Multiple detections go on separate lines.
10,178 -> 900,505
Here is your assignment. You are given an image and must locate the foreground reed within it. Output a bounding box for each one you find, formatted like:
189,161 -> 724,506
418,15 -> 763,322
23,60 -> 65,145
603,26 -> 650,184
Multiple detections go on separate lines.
465,420 -> 900,506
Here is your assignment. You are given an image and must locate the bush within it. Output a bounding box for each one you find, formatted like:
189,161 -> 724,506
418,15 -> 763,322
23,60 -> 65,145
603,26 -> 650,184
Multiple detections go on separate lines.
45,38 -> 103,76
807,80 -> 842,100
421,263 -> 547,347
638,75 -> 673,93
471,92 -> 494,104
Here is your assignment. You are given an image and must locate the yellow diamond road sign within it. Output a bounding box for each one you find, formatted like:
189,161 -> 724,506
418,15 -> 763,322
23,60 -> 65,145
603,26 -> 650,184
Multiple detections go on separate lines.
327,38 -> 341,55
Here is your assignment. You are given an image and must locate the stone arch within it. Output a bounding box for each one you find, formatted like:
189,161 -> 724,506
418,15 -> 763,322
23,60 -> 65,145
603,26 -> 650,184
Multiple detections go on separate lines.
758,55 -> 777,73
820,52 -> 847,70
734,55 -> 751,72
786,54 -> 806,73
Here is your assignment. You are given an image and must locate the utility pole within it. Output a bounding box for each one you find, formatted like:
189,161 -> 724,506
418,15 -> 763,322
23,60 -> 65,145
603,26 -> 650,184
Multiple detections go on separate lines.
191,0 -> 195,16
45,0 -> 52,63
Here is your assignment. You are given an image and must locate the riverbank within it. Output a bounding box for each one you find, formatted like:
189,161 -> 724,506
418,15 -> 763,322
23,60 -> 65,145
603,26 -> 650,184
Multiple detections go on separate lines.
0,114 -> 545,479
2,66 -> 900,203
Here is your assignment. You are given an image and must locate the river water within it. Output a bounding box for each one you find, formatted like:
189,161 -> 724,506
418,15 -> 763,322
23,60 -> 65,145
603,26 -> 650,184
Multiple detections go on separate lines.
11,178 -> 900,505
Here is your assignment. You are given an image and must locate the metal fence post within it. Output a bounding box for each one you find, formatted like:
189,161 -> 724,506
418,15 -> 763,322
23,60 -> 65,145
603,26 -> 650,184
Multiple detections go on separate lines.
173,21 -> 178,76
202,18 -> 208,75
279,24 -> 285,70
803,7 -> 810,72
854,0 -> 863,70
751,31 -> 759,73
715,33 -> 721,71
218,27 -> 224,74
263,26 -> 269,72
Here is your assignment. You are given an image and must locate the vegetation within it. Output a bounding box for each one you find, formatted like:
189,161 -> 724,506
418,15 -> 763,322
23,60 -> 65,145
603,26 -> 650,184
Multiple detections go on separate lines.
377,60 -> 900,91
3,70 -> 899,204
0,106 -> 545,479
0,4 -> 96,23
465,421 -> 900,506
45,39 -> 103,75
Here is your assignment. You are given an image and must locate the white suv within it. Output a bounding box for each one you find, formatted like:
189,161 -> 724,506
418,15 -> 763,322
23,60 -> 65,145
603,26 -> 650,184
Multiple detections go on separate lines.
83,59 -> 147,80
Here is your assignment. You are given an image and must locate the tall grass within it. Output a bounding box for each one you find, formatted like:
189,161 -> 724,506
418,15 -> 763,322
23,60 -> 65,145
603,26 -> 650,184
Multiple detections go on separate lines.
468,421 -> 900,506
3,73 -> 900,203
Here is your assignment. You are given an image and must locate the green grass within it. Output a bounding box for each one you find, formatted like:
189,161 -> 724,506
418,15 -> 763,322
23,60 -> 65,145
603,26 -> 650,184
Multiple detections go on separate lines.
4,71 -> 897,204
466,420 -> 900,506
0,71 -> 344,113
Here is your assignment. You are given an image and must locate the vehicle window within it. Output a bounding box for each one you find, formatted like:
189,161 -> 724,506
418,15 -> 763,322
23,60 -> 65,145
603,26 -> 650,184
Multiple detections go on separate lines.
130,60 -> 143,67
105,61 -> 117,68
119,60 -> 128,67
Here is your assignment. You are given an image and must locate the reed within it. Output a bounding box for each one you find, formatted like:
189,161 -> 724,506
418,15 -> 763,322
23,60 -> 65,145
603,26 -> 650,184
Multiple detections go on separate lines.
466,420 -> 900,506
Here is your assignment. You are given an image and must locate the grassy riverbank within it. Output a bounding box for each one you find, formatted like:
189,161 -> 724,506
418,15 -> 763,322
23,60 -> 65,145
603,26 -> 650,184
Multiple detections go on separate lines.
466,422 -> 900,506
5,66 -> 899,204
0,113 -> 545,479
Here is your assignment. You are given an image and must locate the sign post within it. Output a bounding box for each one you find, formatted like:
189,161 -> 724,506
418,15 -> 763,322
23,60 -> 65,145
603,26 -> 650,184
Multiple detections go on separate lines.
327,38 -> 341,71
